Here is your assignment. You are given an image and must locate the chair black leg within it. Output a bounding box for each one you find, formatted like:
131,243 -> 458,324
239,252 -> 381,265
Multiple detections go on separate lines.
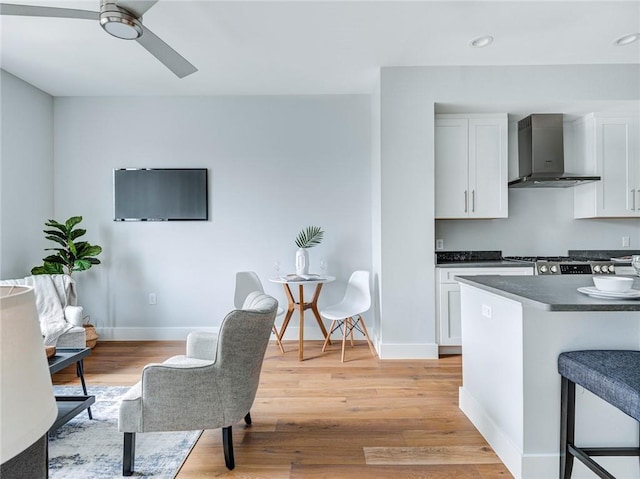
123,432 -> 135,476
222,426 -> 235,470
560,376 -> 575,479
244,412 -> 252,425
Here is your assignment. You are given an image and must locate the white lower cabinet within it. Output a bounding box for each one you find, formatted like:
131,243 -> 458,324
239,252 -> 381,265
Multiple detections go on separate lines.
436,266 -> 534,349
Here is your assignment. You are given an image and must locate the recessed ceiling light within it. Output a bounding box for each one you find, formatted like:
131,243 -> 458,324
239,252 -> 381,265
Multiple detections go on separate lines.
614,33 -> 640,46
470,35 -> 494,48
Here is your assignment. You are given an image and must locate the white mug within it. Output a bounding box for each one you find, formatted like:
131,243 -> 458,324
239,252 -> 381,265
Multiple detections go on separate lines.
64,305 -> 85,326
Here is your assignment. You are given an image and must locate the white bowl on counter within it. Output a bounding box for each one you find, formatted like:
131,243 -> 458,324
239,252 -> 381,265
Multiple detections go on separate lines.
592,276 -> 634,293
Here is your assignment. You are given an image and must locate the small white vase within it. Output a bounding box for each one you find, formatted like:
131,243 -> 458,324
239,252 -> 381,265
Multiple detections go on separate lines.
295,248 -> 309,275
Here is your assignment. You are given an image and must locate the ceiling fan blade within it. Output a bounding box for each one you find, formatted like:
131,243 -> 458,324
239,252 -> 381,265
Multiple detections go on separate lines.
115,0 -> 158,18
137,25 -> 197,78
0,3 -> 98,20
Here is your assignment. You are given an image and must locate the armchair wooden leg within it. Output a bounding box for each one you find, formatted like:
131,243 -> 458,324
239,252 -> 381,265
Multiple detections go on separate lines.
244,412 -> 252,425
222,426 -> 235,470
123,432 -> 135,476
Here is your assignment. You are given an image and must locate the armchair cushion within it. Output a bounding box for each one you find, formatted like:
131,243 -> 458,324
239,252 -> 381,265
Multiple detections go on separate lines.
186,331 -> 218,361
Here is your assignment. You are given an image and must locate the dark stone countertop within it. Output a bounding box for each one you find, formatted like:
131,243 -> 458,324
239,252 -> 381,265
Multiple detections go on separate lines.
436,260 -> 533,268
435,250 -> 503,263
455,274 -> 640,312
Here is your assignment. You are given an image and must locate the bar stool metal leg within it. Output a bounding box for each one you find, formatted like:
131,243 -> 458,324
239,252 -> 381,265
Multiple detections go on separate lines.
559,376 -> 575,479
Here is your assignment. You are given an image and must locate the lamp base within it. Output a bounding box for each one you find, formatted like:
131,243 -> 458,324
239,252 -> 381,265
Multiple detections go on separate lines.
0,433 -> 48,479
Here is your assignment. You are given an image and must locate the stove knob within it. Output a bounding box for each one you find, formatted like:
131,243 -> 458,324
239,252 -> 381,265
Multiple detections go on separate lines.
539,265 -> 548,274
593,265 -> 601,273
550,265 -> 558,274
607,265 -> 615,273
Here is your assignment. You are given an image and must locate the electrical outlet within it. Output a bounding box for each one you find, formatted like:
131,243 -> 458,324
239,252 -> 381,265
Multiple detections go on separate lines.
149,293 -> 157,305
436,239 -> 444,250
481,304 -> 492,319
622,236 -> 630,247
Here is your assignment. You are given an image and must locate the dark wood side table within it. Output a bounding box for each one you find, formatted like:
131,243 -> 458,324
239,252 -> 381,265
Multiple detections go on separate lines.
48,347 -> 95,431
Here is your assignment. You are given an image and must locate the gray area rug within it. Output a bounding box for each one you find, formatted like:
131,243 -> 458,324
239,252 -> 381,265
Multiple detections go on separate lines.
50,386 -> 202,479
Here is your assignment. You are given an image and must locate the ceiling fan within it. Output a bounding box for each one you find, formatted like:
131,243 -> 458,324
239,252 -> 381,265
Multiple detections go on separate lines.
0,0 -> 197,78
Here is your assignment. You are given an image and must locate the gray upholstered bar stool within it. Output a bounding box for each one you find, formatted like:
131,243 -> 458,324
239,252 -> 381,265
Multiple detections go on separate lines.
558,350 -> 640,479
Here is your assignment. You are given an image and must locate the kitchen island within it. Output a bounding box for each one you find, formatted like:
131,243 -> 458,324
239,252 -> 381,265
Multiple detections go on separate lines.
456,274 -> 640,479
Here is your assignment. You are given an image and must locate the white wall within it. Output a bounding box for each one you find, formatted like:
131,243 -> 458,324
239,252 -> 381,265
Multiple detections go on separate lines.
436,188 -> 640,255
0,70 -> 54,278
377,64 -> 640,359
52,95 -> 372,340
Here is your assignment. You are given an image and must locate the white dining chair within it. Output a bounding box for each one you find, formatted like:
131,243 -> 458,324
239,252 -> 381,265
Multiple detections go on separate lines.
234,271 -> 285,353
320,270 -> 376,362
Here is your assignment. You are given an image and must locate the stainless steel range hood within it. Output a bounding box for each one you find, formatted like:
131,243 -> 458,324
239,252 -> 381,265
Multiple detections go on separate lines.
508,114 -> 600,188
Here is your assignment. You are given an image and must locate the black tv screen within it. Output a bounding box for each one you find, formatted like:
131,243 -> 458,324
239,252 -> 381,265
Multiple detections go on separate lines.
114,168 -> 208,221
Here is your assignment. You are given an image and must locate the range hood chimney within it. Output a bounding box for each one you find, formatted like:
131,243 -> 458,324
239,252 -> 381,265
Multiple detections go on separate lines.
508,114 -> 600,188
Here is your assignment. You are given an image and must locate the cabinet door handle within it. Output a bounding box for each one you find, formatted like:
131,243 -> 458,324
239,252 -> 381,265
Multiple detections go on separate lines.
632,189 -> 636,211
472,190 -> 476,212
464,191 -> 468,213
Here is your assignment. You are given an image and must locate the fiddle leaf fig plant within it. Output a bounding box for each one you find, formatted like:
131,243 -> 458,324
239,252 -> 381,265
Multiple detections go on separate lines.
294,226 -> 324,249
31,216 -> 102,276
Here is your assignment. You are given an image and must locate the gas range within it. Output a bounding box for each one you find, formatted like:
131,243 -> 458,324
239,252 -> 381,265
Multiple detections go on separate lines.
503,256 -> 616,275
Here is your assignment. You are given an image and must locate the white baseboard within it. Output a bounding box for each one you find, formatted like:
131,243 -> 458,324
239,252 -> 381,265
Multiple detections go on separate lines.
96,327 -> 219,341
439,345 -> 462,356
97,326 -> 330,342
278,326 -> 329,341
459,386 -> 523,478
377,342 -> 439,359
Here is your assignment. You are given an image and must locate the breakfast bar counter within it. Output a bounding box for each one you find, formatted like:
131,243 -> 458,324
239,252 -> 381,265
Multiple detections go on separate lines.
456,274 -> 640,479
455,274 -> 640,311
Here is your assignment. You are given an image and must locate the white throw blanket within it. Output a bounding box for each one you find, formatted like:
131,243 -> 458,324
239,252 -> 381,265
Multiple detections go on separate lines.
0,275 -> 76,345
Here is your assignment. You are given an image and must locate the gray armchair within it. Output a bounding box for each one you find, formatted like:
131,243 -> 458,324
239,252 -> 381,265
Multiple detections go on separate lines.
118,291 -> 278,475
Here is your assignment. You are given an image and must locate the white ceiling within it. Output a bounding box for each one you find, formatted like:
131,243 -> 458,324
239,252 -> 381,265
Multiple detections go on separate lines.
1,0 -> 639,97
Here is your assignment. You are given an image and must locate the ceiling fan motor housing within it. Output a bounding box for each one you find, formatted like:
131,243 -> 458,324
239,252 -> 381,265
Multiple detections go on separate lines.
100,1 -> 143,40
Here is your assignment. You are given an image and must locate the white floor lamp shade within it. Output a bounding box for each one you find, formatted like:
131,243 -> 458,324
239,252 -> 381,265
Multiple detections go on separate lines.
1,285 -> 57,464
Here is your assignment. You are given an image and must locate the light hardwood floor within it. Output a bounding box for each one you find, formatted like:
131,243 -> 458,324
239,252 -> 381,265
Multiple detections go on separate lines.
52,340 -> 513,478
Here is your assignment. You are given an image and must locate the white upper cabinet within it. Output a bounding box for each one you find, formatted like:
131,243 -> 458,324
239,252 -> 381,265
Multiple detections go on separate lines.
435,114 -> 508,219
573,113 -> 640,218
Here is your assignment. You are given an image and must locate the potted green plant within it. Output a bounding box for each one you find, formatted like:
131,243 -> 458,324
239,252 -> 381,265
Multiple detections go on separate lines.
31,216 -> 102,276
294,226 -> 323,275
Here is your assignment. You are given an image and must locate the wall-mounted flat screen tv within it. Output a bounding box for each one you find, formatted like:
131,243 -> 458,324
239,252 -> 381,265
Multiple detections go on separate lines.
114,168 -> 208,221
